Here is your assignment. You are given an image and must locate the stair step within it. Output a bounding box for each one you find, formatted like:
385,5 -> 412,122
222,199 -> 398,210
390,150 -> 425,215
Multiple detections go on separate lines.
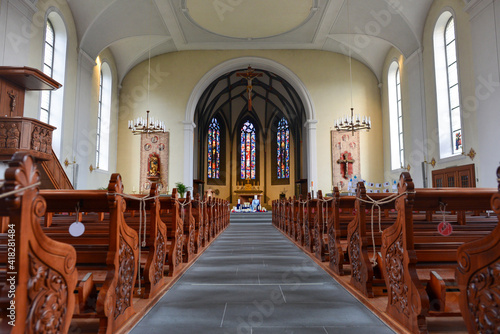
230,212 -> 272,224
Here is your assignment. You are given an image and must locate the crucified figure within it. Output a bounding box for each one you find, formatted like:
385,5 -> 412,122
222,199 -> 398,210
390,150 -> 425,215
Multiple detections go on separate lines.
236,66 -> 263,111
337,152 -> 354,179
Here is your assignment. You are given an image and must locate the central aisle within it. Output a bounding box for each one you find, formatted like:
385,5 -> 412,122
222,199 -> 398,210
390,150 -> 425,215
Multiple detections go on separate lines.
130,220 -> 395,334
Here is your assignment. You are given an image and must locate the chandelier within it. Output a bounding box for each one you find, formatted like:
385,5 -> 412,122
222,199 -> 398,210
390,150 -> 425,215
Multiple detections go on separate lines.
335,0 -> 371,136
128,10 -> 165,136
334,108 -> 371,135
128,110 -> 165,135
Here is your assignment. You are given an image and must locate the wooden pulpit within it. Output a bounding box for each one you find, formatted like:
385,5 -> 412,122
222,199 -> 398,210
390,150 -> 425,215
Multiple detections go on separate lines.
0,67 -> 61,161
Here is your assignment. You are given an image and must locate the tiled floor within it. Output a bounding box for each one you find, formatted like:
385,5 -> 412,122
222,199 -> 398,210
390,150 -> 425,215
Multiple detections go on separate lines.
130,220 -> 395,334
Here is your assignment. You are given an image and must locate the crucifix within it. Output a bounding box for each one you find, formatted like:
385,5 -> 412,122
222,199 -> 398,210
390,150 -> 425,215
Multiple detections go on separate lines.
337,152 -> 354,179
236,66 -> 262,111
7,91 -> 17,115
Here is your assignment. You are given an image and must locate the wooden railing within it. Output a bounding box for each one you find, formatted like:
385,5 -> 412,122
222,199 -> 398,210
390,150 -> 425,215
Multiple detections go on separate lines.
38,149 -> 73,189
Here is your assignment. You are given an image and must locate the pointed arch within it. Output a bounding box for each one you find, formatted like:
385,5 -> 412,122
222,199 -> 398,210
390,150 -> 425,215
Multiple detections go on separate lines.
184,57 -> 317,190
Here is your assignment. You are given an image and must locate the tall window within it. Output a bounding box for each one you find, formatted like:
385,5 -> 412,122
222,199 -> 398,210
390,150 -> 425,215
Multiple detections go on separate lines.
40,11 -> 67,158
276,117 -> 290,179
96,73 -> 103,168
388,62 -> 404,170
207,118 -> 221,179
240,120 -> 256,179
40,19 -> 54,124
96,63 -> 112,171
434,12 -> 462,158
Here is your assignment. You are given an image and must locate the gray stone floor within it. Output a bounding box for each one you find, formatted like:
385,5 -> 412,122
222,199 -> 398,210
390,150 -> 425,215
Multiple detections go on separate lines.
130,220 -> 395,334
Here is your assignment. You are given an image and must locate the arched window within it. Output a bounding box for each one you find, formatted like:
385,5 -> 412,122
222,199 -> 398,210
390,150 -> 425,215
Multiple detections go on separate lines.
388,62 -> 404,170
40,19 -> 54,124
96,63 -> 112,171
434,12 -> 462,158
40,11 -> 67,158
276,117 -> 290,179
207,118 -> 221,179
240,120 -> 256,180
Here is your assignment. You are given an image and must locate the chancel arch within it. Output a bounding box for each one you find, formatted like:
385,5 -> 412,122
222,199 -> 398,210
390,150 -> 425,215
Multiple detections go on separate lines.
184,57 -> 317,198
191,60 -> 310,206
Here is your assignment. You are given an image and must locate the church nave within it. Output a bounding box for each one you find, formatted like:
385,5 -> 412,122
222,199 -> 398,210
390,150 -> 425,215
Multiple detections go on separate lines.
130,219 -> 395,334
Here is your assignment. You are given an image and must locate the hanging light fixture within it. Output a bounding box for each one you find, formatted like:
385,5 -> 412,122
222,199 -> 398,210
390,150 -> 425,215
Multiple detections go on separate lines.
128,2 -> 165,135
128,110 -> 165,135
335,0 -> 371,136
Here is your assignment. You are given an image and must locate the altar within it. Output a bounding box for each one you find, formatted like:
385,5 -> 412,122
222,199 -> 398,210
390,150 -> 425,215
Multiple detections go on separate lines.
233,189 -> 263,205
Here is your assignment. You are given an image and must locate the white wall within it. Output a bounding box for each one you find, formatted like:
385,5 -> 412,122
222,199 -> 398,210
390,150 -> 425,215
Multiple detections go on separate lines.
465,0 -> 500,187
117,50 -> 384,196
421,0 -> 480,185
0,0 -> 120,190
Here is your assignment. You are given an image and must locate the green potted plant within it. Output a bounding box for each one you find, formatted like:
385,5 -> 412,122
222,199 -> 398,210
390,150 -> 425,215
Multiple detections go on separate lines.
175,182 -> 189,198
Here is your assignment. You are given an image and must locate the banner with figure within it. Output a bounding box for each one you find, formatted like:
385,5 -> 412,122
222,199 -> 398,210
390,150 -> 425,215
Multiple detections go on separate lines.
140,132 -> 169,194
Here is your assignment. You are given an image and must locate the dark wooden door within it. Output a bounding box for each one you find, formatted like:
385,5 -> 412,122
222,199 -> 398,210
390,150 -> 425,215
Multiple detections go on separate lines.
432,164 -> 475,188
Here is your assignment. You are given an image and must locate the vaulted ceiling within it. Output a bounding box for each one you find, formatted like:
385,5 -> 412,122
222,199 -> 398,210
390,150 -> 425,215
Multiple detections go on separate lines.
66,0 -> 439,83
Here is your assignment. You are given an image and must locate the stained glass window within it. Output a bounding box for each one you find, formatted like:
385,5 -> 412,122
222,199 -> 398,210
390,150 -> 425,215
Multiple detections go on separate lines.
207,118 -> 220,179
240,120 -> 256,179
277,117 -> 290,179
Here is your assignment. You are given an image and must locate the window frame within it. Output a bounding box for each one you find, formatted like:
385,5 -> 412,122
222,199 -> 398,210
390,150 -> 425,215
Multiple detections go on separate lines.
238,119 -> 259,182
272,115 -> 291,185
95,62 -> 112,171
40,19 -> 55,124
433,11 -> 463,159
388,61 -> 404,170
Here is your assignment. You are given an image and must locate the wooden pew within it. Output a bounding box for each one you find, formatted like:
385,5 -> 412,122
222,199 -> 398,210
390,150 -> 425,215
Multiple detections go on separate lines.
381,172 -> 497,334
313,191 -> 332,262
294,195 -> 305,247
347,183 -> 398,297
207,197 -> 217,240
159,190 -> 183,276
39,174 -> 138,334
456,166 -> 500,334
289,196 -> 298,241
178,191 -> 196,262
0,153 -> 78,334
122,183 -> 167,298
327,188 -> 356,276
192,193 -> 205,252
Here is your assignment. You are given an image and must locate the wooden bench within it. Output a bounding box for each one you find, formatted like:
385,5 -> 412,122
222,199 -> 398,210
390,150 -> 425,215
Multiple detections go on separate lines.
455,166 -> 500,334
39,174 -> 139,334
345,179 -> 497,300
159,190 -> 183,276
327,188 -> 356,276
380,172 -> 497,334
0,153 -> 78,334
312,191 -> 332,262
192,193 -> 206,252
178,191 -> 196,262
122,183 -> 167,298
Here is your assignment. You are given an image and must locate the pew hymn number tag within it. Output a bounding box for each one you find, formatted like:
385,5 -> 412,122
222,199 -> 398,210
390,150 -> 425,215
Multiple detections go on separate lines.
69,201 -> 85,237
69,221 -> 85,237
437,202 -> 453,236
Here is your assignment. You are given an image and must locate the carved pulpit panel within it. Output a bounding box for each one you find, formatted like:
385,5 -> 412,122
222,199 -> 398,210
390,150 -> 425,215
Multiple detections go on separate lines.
0,117 -> 56,161
140,132 -> 169,194
331,131 -> 360,189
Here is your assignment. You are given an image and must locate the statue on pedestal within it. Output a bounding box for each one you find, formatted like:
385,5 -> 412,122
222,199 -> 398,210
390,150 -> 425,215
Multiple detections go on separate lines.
147,153 -> 160,181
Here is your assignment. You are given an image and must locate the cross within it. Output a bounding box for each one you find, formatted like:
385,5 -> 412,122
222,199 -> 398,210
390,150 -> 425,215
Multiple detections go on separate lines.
236,66 -> 263,111
337,152 -> 354,179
